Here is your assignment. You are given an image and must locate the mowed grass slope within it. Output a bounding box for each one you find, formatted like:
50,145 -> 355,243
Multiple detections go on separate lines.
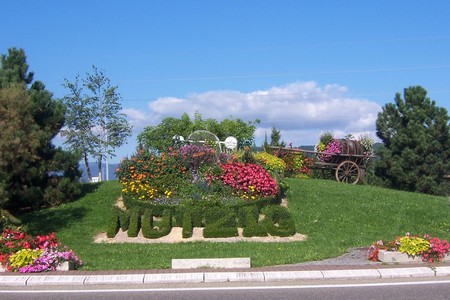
20,179 -> 450,270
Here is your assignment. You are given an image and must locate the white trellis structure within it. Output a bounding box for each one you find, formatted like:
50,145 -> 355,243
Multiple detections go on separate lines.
173,130 -> 238,153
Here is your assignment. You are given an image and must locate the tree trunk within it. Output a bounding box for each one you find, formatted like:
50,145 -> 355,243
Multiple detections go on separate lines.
97,154 -> 102,182
83,152 -> 92,182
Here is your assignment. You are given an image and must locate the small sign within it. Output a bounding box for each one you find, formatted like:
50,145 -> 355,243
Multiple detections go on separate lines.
224,136 -> 238,149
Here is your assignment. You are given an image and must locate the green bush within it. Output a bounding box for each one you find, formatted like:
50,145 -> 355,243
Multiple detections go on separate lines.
106,208 -> 120,238
118,209 -> 130,231
0,209 -> 21,231
122,194 -> 176,215
262,205 -> 296,237
203,227 -> 238,238
182,211 -> 193,238
127,208 -> 141,237
189,205 -> 205,227
242,225 -> 268,237
236,206 -> 258,227
140,208 -> 153,238
203,210 -> 238,238
241,207 -> 268,237
141,209 -> 173,239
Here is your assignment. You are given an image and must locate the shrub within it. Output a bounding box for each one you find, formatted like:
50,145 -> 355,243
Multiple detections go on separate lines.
236,206 -> 259,227
106,210 -> 120,238
262,206 -> 296,237
242,224 -> 268,237
127,208 -> 141,238
0,209 -> 21,231
319,131 -> 333,146
140,208 -> 153,239
118,209 -> 130,231
141,209 -> 172,239
203,207 -> 238,238
240,206 -> 268,237
182,212 -> 193,238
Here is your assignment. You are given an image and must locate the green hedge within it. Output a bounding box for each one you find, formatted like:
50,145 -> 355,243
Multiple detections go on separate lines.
203,208 -> 238,238
106,207 -> 121,238
118,208 -> 130,231
122,194 -> 175,216
141,209 -> 173,239
241,206 -> 268,237
182,211 -> 193,238
262,205 -> 296,237
127,208 -> 141,237
108,195 -> 296,239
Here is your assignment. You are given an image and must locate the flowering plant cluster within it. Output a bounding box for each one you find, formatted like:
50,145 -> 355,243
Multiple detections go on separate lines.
254,152 -> 286,175
359,135 -> 374,156
273,143 -> 313,177
117,148 -> 189,201
179,144 -> 217,172
368,233 -> 450,263
0,228 -> 82,273
217,162 -> 278,199
316,133 -> 374,160
117,142 -> 280,203
320,139 -> 341,162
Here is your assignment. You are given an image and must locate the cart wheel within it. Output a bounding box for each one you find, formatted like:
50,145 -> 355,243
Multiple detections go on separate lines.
335,160 -> 360,184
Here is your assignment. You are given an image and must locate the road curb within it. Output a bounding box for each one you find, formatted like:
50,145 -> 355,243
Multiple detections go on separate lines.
1,266 -> 449,286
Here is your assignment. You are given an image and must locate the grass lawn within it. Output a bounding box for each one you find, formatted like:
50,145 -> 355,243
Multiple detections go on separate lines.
19,179 -> 450,270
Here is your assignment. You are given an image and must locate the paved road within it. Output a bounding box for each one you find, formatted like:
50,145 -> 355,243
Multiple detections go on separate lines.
1,278 -> 450,300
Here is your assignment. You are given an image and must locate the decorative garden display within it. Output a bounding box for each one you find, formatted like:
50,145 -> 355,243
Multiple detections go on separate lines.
110,132 -> 298,241
0,228 -> 82,273
368,233 -> 450,263
267,136 -> 374,184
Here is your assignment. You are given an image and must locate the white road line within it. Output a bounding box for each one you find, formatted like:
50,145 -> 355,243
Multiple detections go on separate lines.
1,280 -> 450,294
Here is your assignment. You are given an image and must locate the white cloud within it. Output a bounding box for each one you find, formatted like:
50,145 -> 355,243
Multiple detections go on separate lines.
121,108 -> 148,130
122,81 -> 382,145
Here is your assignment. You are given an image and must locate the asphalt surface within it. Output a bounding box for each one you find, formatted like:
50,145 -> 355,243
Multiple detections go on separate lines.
1,248 -> 449,286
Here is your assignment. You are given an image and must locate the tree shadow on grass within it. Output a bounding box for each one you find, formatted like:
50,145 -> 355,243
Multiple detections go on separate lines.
16,182 -> 104,235
20,206 -> 88,235
78,182 -> 103,199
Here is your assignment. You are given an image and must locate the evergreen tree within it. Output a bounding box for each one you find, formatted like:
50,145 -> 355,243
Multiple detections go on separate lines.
270,125 -> 285,147
0,48 -> 33,88
375,86 -> 450,195
0,48 -> 81,212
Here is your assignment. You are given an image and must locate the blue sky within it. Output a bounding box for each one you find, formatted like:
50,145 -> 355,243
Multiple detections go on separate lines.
2,0 -> 450,163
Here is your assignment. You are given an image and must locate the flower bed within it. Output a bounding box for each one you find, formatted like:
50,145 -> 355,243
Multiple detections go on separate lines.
368,233 -> 450,263
0,228 -> 82,273
112,144 -> 298,240
377,250 -> 450,263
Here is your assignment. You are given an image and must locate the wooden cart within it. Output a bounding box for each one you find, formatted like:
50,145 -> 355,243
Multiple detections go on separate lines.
267,139 -> 374,184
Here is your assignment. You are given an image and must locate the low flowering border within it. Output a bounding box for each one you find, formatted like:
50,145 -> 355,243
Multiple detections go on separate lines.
0,228 -> 82,273
368,233 -> 450,263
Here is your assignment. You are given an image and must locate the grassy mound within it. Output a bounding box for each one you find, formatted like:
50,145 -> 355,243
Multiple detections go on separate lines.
19,179 -> 450,270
